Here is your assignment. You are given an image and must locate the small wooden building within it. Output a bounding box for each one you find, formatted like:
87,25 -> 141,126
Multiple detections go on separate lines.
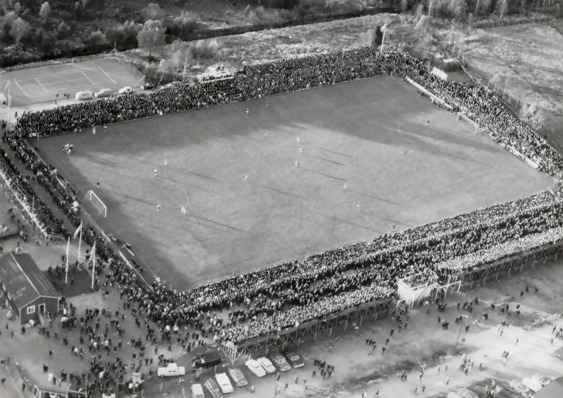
0,251 -> 59,325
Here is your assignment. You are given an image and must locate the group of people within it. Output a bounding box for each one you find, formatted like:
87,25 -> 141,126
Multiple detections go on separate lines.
0,146 -> 66,237
2,48 -> 563,351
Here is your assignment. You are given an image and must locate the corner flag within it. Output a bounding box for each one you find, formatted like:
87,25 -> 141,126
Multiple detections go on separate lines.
65,236 -> 70,284
91,241 -> 97,290
73,222 -> 82,239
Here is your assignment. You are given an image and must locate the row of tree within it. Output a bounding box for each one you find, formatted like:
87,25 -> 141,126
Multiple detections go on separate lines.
0,0 -> 560,67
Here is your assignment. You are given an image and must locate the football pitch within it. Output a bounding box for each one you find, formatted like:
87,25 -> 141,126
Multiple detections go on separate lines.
34,76 -> 552,289
0,57 -> 144,107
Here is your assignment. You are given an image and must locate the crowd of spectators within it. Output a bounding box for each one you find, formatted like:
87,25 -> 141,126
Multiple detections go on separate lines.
2,47 -> 563,349
0,146 -> 66,237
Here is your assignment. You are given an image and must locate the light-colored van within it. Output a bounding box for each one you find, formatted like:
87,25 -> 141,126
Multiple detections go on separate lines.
75,90 -> 93,100
204,378 -> 223,398
190,383 -> 205,398
215,372 -> 234,394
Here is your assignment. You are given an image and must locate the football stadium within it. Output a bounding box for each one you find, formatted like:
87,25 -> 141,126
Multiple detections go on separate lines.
33,75 -> 551,288
3,46 -> 563,398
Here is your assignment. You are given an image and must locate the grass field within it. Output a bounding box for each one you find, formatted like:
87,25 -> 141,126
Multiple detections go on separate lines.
0,57 -> 144,107
34,76 -> 552,289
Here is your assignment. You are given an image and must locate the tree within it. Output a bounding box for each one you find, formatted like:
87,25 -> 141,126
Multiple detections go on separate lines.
57,21 -> 71,39
192,38 -> 220,59
449,0 -> 466,19
499,0 -> 508,18
414,15 -> 429,36
36,27 -> 56,52
481,0 -> 493,14
166,42 -> 193,77
374,26 -> 383,46
88,30 -> 108,48
415,3 -> 425,19
2,11 -> 18,30
137,20 -> 165,59
143,2 -> 165,20
39,1 -> 50,19
401,0 -> 409,12
428,0 -> 436,16
10,17 -> 30,42
474,0 -> 481,14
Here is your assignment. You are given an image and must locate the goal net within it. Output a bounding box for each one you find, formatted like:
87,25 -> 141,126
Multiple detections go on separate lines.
86,190 -> 107,218
456,112 -> 481,134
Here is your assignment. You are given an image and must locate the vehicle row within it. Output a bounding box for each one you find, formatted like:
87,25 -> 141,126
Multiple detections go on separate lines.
190,368 -> 247,398
191,351 -> 305,397
245,351 -> 304,378
75,84 -> 155,101
509,374 -> 551,397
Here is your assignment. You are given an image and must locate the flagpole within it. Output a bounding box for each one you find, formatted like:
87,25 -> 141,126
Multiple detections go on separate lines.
65,236 -> 70,284
77,225 -> 82,264
91,242 -> 96,290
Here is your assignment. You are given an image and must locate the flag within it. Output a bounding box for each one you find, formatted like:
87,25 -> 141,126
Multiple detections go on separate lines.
65,236 -> 70,284
73,222 -> 82,239
91,241 -> 97,289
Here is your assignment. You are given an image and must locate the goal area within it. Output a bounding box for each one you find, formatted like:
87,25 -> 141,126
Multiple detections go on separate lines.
86,190 -> 107,218
456,112 -> 481,134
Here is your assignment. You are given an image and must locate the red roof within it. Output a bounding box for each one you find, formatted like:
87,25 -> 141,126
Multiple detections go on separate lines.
0,252 -> 59,308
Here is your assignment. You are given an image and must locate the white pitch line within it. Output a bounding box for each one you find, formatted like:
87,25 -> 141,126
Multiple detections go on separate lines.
35,78 -> 49,93
13,78 -> 31,98
81,70 -> 96,86
98,66 -> 117,85
40,77 -> 93,87
15,67 -> 99,81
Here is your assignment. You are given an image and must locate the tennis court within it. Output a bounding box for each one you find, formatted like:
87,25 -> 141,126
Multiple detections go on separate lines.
0,57 -> 144,107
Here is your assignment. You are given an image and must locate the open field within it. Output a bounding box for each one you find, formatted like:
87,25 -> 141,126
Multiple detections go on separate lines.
34,76 -> 552,289
141,13 -> 413,76
453,22 -> 563,152
0,57 -> 144,107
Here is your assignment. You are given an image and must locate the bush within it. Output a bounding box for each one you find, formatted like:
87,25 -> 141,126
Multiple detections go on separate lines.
193,38 -> 220,59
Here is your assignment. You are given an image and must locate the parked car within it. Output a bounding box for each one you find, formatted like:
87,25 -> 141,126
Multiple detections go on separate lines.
75,90 -> 93,100
284,351 -> 305,368
157,363 -> 185,378
142,82 -> 155,90
190,383 -> 205,398
118,86 -> 133,94
245,359 -> 266,378
204,378 -> 223,398
270,354 -> 291,372
215,373 -> 234,394
257,357 -> 276,374
531,374 -> 551,386
509,380 -> 533,397
94,89 -> 113,98
522,377 -> 542,392
193,351 -> 222,369
228,368 -> 248,387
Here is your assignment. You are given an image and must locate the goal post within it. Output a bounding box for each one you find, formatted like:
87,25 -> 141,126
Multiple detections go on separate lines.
456,112 -> 480,134
86,190 -> 107,218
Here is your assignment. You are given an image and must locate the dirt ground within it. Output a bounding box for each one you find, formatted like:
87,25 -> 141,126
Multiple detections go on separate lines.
138,13 -> 413,76
1,221 -> 562,398
446,21 -> 563,153
146,259 -> 563,398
